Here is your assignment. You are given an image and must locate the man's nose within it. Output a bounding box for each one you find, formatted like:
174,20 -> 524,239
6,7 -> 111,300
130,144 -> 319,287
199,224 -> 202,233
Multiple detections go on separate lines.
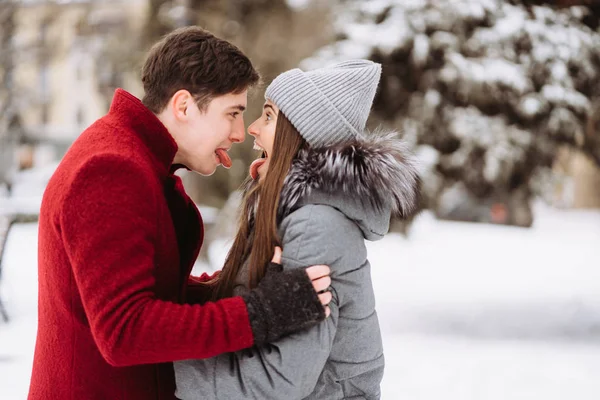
231,118 -> 246,143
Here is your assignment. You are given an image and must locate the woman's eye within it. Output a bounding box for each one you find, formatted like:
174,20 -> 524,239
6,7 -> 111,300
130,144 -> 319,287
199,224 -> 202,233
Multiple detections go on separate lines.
265,113 -> 272,121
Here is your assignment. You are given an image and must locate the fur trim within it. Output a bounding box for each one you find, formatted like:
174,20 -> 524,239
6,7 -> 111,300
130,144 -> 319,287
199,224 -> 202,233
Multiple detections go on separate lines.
279,130 -> 420,219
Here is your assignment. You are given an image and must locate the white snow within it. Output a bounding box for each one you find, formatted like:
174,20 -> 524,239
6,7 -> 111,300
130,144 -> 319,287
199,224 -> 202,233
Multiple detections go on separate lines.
550,61 -> 569,84
519,95 -> 543,119
442,53 -> 533,96
306,0 -> 599,124
411,34 -> 430,68
381,333 -> 600,400
327,1 -> 415,57
358,0 -> 427,16
443,106 -> 534,183
302,40 -> 372,70
0,223 -> 38,399
285,0 -> 311,11
414,145 -> 440,174
2,204 -> 600,399
541,85 -> 590,116
0,161 -> 58,216
485,6 -> 527,40
345,15 -> 412,57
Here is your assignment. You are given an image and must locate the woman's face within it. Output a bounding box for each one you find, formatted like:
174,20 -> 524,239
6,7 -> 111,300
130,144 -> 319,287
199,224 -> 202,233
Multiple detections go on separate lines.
248,100 -> 279,181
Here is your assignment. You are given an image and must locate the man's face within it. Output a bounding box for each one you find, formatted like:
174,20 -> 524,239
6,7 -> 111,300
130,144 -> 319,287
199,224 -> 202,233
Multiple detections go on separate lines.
171,91 -> 247,175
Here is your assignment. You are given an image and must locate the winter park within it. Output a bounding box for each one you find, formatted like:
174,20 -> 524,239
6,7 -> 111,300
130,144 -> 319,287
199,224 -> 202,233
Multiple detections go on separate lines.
1,0 -> 600,399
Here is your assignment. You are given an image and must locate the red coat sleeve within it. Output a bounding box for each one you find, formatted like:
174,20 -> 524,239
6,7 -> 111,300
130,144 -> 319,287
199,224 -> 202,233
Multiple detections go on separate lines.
60,155 -> 254,367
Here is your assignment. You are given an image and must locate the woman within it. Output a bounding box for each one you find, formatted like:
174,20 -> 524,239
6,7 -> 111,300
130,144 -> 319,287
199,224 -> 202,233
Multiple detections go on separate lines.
174,60 -> 419,399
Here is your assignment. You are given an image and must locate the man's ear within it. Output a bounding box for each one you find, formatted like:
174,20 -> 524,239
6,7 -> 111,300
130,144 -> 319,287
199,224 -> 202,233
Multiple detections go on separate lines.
171,89 -> 192,121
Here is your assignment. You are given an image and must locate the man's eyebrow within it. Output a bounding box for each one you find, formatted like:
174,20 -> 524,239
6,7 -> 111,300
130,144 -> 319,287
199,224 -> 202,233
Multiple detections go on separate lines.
264,104 -> 278,114
229,104 -> 246,112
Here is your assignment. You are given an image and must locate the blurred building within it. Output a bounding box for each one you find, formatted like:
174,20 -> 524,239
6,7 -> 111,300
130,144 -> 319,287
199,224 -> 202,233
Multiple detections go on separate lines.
7,0 -> 146,168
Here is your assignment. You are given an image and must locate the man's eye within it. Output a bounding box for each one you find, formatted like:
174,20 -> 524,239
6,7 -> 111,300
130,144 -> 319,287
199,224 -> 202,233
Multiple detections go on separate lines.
231,112 -> 239,118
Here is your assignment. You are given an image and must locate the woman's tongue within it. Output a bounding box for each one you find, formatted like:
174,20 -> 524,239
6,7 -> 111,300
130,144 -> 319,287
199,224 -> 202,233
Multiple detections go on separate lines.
250,158 -> 267,180
215,149 -> 232,169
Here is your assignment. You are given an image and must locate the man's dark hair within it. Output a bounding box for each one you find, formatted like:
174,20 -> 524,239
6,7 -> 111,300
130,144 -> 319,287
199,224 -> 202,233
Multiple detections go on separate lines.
141,26 -> 260,113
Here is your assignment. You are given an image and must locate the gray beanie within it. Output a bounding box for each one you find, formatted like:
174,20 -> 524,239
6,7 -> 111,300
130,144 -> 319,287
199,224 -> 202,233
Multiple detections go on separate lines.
265,59 -> 382,148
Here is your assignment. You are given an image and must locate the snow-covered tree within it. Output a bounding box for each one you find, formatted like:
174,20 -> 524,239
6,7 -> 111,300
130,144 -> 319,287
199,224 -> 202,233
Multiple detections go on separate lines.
304,0 -> 600,227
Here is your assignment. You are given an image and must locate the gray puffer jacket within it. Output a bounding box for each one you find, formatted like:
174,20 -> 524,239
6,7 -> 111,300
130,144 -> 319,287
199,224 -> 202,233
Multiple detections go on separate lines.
174,131 -> 419,400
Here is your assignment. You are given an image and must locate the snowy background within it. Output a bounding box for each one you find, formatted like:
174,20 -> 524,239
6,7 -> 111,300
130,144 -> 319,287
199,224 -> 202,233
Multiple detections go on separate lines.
2,202 -> 600,399
2,0 -> 600,399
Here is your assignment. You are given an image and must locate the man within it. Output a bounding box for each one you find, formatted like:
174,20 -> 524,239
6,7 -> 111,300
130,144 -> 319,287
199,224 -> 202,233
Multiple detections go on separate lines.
28,27 -> 331,400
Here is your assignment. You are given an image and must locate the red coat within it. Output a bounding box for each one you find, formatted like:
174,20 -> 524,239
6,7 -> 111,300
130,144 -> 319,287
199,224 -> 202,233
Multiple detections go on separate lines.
28,89 -> 254,400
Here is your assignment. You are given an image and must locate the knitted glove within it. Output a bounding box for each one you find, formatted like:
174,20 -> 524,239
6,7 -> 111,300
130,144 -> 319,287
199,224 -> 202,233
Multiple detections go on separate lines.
242,262 -> 326,346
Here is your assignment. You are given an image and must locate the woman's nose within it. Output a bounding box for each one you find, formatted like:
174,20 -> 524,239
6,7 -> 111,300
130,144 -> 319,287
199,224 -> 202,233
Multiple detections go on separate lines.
247,121 -> 259,137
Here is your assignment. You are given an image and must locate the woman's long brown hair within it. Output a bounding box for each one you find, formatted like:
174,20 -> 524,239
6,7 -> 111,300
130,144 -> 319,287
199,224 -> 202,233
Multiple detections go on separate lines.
208,111 -> 307,300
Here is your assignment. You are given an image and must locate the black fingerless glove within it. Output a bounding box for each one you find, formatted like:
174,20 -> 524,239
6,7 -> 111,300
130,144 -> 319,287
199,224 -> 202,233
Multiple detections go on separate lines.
241,262 -> 326,346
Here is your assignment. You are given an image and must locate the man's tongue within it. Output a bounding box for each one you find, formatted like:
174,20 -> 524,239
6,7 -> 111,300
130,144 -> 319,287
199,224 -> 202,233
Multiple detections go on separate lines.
215,149 -> 232,169
250,158 -> 267,180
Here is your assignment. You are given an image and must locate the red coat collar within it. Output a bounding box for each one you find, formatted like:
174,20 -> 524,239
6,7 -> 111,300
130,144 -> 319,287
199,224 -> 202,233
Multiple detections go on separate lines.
108,88 -> 178,178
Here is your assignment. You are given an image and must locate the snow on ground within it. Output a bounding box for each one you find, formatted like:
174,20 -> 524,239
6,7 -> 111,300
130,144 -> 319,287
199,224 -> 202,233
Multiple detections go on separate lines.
381,333 -> 600,399
0,162 -> 58,216
1,204 -> 599,399
0,223 -> 38,400
369,205 -> 600,399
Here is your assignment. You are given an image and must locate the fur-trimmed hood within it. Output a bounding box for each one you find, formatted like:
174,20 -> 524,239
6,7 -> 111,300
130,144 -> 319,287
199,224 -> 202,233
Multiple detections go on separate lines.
277,130 -> 420,241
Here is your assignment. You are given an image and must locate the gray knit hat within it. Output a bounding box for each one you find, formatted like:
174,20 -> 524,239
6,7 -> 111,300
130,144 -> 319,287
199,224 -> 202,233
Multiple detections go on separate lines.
265,59 -> 382,148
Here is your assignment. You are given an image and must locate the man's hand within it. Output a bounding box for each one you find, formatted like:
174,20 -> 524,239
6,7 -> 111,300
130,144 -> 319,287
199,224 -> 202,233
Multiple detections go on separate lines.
271,246 -> 331,318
